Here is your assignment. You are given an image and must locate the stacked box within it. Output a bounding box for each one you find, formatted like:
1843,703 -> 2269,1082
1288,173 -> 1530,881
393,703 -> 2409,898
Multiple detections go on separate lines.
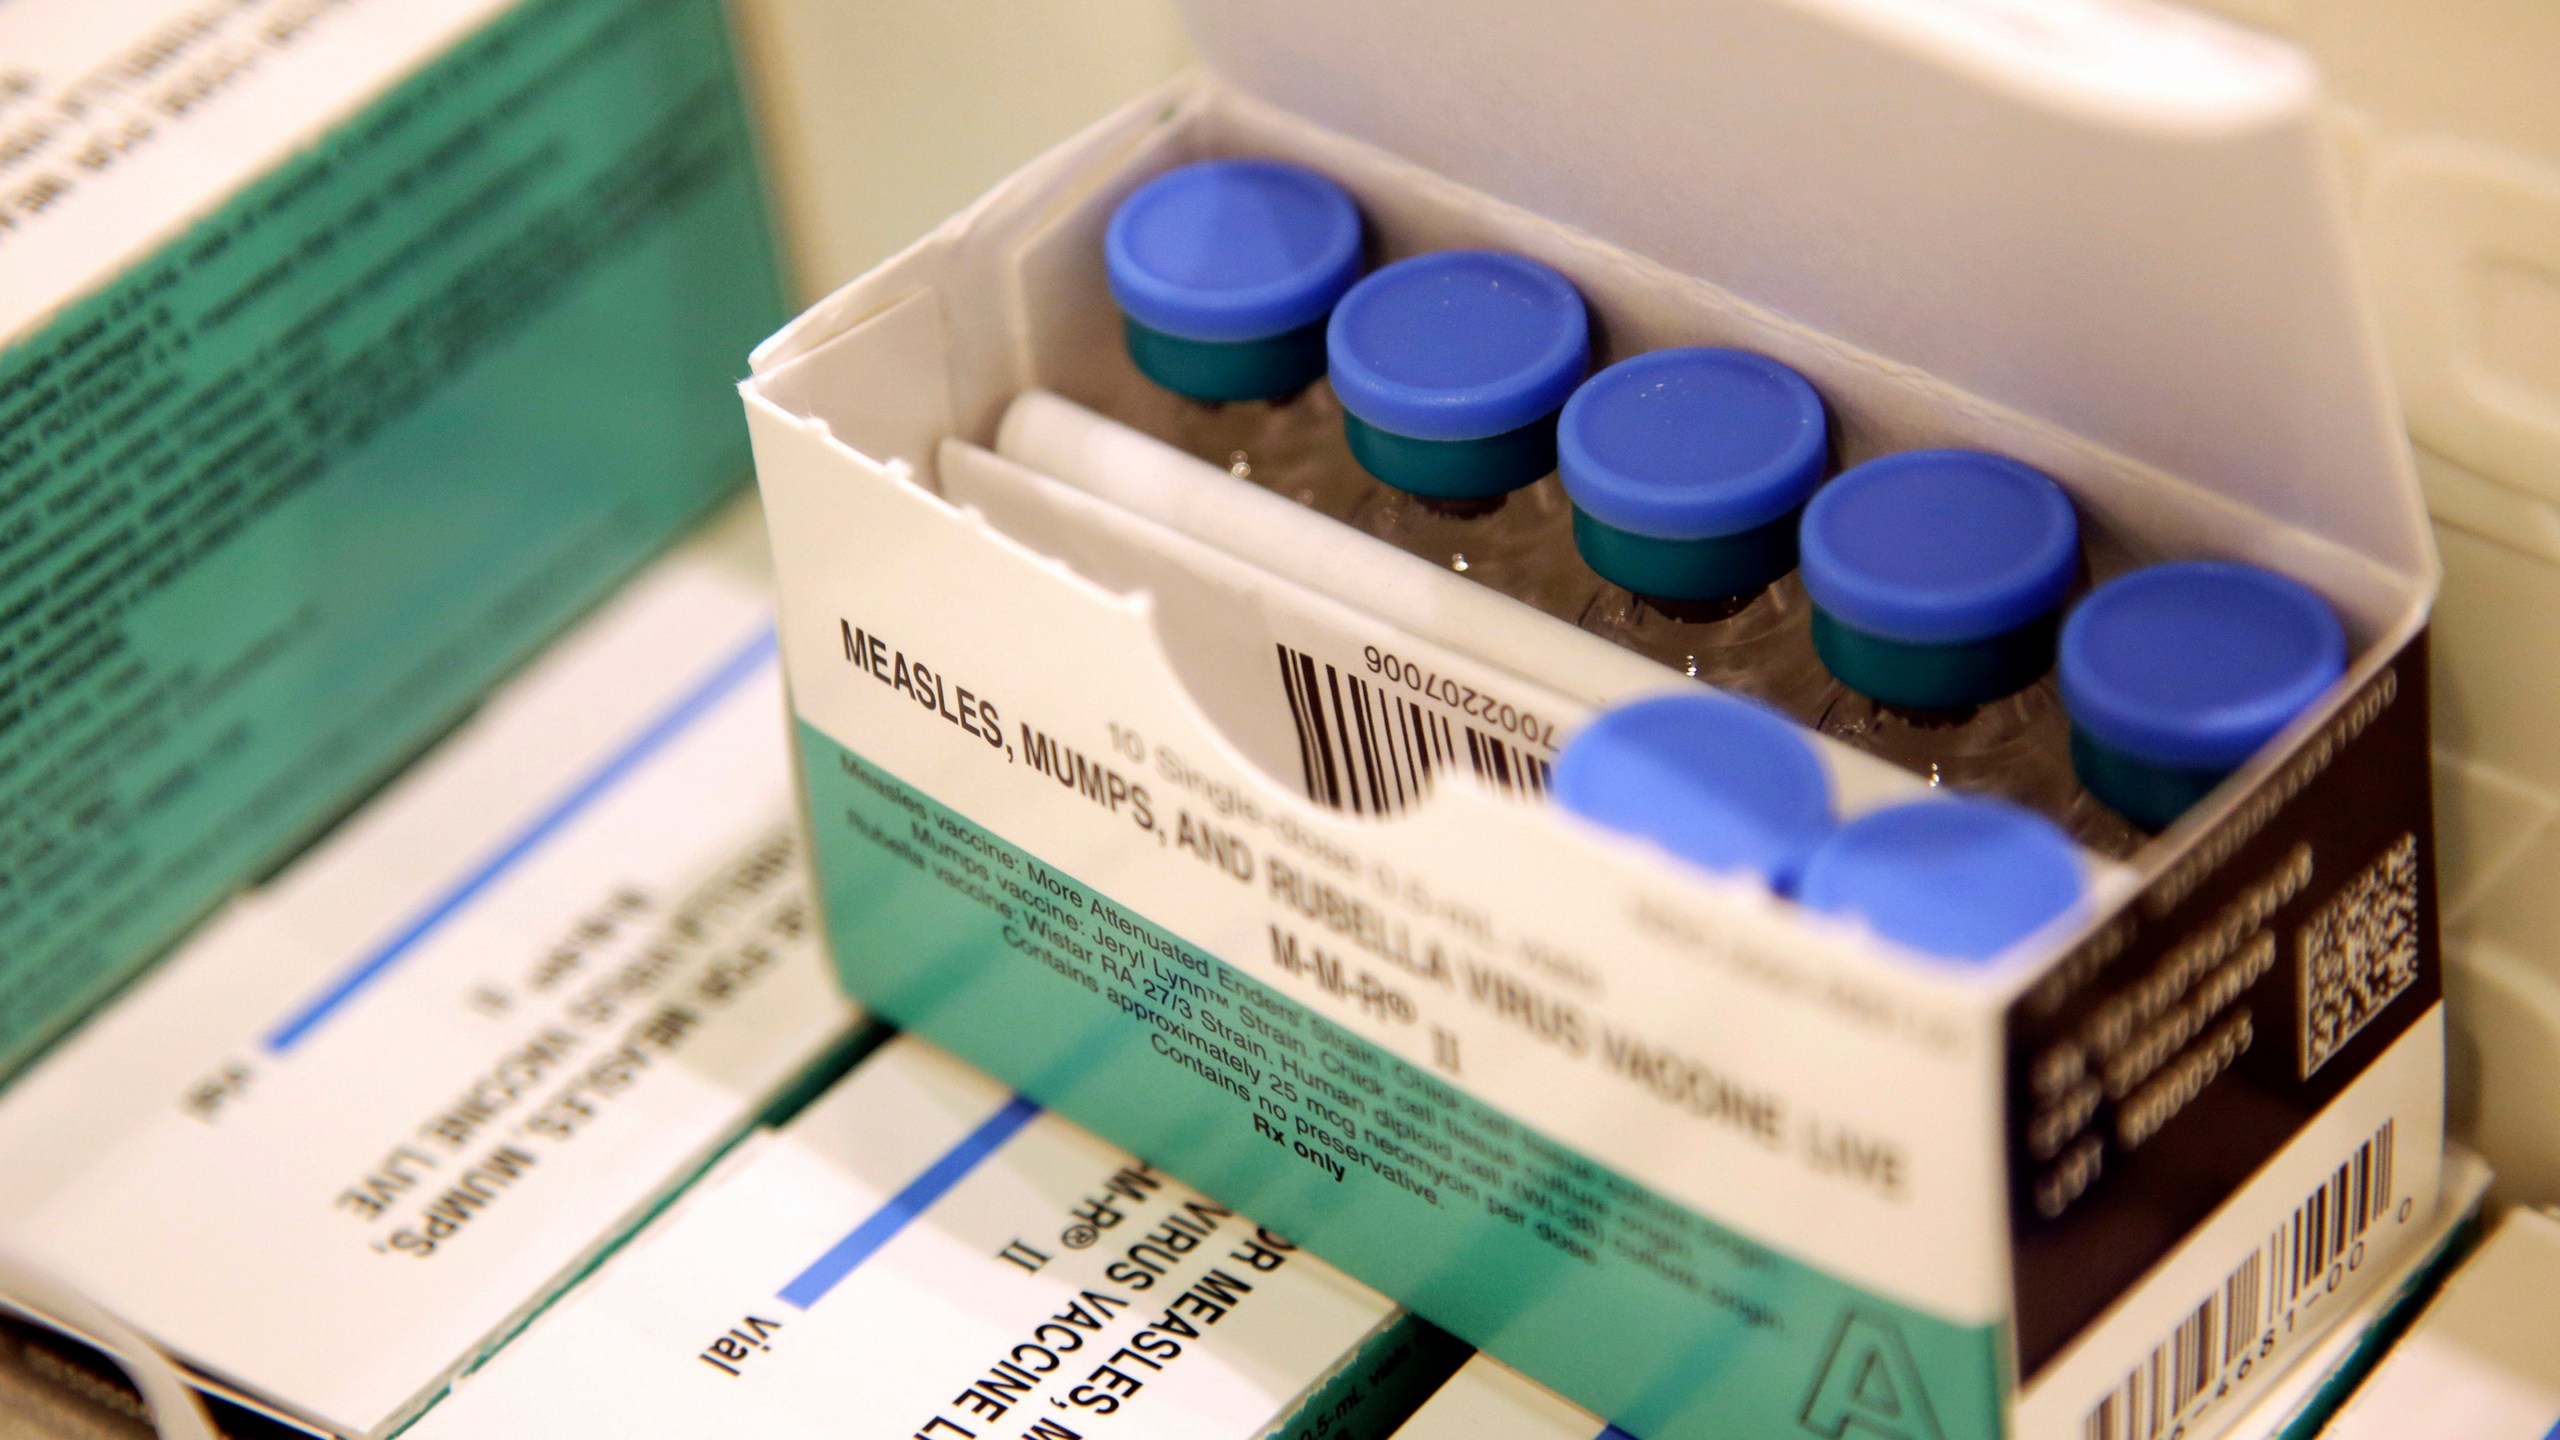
0,0 -> 788,1081
2318,1204 -> 2560,1440
0,550 -> 858,1437
2201,1148 -> 2490,1440
410,1033 -> 1465,1439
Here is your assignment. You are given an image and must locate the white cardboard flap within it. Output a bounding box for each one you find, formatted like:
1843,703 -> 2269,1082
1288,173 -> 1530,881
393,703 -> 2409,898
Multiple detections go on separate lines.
1177,0 -> 2431,578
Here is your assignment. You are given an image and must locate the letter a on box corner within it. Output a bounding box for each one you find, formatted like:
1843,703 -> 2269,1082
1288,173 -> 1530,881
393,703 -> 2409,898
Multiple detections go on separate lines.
1799,1308 -> 1944,1440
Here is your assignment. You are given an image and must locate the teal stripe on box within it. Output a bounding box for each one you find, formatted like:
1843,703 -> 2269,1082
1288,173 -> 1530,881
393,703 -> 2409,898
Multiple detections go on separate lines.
796,724 -> 2006,1440
0,0 -> 787,1079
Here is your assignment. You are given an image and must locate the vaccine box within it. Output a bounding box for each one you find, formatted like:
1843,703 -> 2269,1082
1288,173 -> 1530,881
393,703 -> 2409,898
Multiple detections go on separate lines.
741,2 -> 2446,1436
1384,1149 -> 2486,1440
409,1032 -> 1465,1439
0,0 -> 787,1082
0,546 -> 860,1437
2317,1204 -> 2560,1440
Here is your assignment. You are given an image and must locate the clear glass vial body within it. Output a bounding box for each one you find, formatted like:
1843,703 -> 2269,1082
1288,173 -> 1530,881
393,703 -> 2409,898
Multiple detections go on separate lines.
1798,447 -> 2101,836
1352,474 -> 1586,620
1115,377 -> 1375,519
1809,673 -> 2092,823
1105,158 -> 1371,516
1327,250 -> 1594,618
1580,573 -> 1834,718
2058,786 -> 2146,859
1554,346 -> 1839,715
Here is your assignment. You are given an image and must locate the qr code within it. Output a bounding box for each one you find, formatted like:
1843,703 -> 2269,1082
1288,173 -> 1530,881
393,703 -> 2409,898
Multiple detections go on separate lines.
2298,832 -> 2422,1078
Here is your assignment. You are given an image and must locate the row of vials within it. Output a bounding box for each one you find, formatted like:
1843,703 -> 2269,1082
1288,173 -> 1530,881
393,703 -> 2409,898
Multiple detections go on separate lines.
1095,159 -> 2353,901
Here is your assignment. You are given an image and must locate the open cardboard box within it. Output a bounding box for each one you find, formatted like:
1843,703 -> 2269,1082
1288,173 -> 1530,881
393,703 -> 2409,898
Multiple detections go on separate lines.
742,2 -> 2447,1436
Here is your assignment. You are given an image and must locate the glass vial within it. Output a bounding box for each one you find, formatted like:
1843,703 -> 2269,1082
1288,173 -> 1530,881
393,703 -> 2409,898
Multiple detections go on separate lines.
1557,347 -> 1834,715
1328,250 -> 1592,619
1105,158 -> 1374,518
1797,449 -> 2089,822
2058,560 -> 2347,851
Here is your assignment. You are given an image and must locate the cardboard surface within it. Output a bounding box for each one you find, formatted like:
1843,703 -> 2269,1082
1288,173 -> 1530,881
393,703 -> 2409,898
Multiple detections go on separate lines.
410,1034 -> 1459,1440
2161,0 -> 2560,1222
0,558 -> 856,1437
2322,1206 -> 2560,1439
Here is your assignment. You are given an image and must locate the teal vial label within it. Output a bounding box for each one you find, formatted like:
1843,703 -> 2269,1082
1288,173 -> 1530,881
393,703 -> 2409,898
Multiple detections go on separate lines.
798,725 -> 2006,1440
0,0 -> 786,1074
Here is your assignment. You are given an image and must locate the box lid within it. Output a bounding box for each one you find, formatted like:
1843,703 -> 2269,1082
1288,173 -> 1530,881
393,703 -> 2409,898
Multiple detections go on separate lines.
1176,0 -> 2431,579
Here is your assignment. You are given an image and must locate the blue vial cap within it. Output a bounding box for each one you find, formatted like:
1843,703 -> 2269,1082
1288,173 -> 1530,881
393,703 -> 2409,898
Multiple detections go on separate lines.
1559,348 -> 1830,539
1554,692 -> 1836,891
1327,250 -> 1590,442
2061,561 -> 2347,771
1798,799 -> 2086,963
1800,450 -> 2080,644
1105,160 -> 1364,344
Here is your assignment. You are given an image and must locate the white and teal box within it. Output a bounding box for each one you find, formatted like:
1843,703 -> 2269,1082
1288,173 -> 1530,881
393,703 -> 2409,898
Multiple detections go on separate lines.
412,1033 -> 1464,1439
742,2 -> 2450,1436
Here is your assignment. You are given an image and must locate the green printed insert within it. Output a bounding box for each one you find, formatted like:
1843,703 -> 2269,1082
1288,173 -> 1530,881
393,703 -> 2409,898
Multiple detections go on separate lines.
801,726 -> 2007,1440
0,0 -> 787,1074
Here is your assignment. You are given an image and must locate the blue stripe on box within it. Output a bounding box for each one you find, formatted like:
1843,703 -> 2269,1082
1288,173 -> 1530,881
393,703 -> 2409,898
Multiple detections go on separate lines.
778,1094 -> 1045,1310
261,625 -> 779,1054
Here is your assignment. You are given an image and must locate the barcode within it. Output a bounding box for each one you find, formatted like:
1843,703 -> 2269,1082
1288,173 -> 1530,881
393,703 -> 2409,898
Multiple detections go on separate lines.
2300,833 -> 2422,1077
2082,1120 -> 2397,1440
1273,644 -> 1550,815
